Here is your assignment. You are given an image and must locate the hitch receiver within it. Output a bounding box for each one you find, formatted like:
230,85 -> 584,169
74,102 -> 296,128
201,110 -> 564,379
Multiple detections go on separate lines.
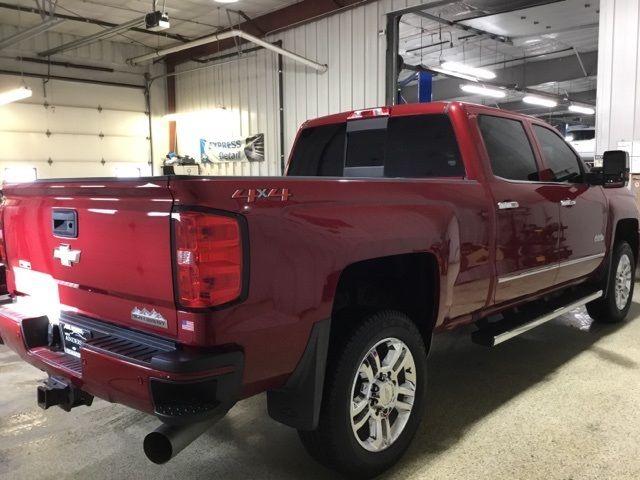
37,376 -> 94,412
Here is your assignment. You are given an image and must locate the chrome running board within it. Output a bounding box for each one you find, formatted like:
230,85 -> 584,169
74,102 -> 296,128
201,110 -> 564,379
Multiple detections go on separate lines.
472,290 -> 603,347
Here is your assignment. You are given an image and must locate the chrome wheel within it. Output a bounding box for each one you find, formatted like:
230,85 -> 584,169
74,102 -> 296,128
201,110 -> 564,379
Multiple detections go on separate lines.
615,253 -> 633,310
350,337 -> 417,452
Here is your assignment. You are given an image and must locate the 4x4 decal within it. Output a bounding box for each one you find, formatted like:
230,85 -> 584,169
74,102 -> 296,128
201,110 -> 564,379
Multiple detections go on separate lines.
232,188 -> 292,203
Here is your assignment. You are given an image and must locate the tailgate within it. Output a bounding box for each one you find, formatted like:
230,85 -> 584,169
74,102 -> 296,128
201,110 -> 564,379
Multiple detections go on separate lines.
1,178 -> 178,337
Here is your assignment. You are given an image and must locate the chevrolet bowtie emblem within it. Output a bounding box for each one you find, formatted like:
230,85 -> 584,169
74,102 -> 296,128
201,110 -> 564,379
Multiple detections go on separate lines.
53,244 -> 81,267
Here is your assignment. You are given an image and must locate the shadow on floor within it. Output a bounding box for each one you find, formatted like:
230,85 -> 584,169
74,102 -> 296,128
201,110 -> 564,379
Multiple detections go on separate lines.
182,303 -> 637,480
381,302 -> 638,478
2,302 -> 636,480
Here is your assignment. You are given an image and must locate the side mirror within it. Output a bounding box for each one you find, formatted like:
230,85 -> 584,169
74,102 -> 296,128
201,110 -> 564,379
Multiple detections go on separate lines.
602,150 -> 629,188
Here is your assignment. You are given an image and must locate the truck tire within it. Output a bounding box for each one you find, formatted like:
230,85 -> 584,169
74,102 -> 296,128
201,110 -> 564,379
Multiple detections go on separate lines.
298,310 -> 427,479
587,241 -> 635,323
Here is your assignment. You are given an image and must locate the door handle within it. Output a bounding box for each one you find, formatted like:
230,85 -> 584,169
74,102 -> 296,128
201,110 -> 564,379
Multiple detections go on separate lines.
560,199 -> 577,207
498,201 -> 519,210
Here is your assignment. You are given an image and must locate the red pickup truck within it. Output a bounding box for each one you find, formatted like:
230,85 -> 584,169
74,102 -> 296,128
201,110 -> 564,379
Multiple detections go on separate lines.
0,102 -> 637,478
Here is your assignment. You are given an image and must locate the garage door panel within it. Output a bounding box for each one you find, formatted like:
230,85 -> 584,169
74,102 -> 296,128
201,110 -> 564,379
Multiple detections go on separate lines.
0,104 -> 147,137
99,111 -> 149,137
0,160 -> 150,180
0,74 -> 150,178
0,132 -> 101,161
100,136 -> 150,161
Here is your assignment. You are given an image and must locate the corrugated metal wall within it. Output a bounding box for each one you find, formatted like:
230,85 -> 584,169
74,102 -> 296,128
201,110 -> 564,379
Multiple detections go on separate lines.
175,50 -> 281,176
174,0 -> 424,175
595,0 -> 640,172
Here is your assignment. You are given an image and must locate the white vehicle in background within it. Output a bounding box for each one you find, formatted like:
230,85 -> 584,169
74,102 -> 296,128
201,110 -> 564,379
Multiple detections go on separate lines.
565,126 -> 595,167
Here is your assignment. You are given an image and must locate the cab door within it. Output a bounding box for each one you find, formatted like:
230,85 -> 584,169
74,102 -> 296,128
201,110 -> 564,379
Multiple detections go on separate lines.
476,114 -> 562,304
530,124 -> 607,285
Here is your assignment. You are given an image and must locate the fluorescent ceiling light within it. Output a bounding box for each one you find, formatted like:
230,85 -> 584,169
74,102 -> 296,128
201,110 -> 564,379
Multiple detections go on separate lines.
215,0 -> 239,3
428,66 -> 478,82
0,86 -> 32,106
522,95 -> 557,108
441,61 -> 496,80
568,104 -> 595,115
460,84 -> 506,98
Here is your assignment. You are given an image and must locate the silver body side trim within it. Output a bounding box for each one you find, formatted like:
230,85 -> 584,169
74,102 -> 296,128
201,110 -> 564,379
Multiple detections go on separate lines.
498,252 -> 606,284
492,290 -> 603,345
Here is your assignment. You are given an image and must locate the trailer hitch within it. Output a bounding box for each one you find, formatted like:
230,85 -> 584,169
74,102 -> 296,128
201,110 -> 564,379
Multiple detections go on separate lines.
37,376 -> 94,412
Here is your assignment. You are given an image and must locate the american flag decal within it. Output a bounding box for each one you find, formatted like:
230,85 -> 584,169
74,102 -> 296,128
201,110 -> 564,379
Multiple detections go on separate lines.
180,320 -> 195,332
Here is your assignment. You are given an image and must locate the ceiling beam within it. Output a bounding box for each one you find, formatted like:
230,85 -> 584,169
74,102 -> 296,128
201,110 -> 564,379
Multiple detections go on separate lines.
0,18 -> 64,50
166,0 -> 378,66
39,16 -> 145,57
450,0 -> 567,23
0,1 -> 187,43
412,10 -> 511,44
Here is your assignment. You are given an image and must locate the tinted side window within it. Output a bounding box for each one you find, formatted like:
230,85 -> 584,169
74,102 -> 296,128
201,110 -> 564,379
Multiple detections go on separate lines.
478,115 -> 539,181
287,123 -> 346,176
385,115 -> 464,178
533,125 -> 582,183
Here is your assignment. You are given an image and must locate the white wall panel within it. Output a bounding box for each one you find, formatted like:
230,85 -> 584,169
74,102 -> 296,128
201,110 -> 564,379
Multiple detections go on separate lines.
0,74 -> 153,180
595,0 -> 640,171
174,0 -> 424,175
0,25 -> 169,180
175,50 -> 281,176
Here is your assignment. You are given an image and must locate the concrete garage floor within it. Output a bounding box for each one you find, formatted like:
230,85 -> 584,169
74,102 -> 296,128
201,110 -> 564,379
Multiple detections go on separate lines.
2,289 -> 640,480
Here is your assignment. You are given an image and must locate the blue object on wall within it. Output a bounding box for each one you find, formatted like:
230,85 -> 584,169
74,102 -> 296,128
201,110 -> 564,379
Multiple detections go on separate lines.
418,71 -> 433,103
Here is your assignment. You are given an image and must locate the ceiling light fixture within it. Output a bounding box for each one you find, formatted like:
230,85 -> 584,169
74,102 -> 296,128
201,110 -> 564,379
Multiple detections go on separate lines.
429,66 -> 478,82
0,86 -> 33,106
460,84 -> 506,98
568,104 -> 595,115
215,0 -> 239,3
522,95 -> 557,108
441,61 -> 496,80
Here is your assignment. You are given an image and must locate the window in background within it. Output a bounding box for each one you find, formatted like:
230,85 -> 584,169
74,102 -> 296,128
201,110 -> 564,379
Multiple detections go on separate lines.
4,167 -> 37,183
114,166 -> 142,178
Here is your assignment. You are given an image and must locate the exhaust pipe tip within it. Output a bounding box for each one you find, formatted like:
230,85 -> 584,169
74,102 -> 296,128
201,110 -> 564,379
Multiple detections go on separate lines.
143,414 -> 224,464
143,431 -> 174,465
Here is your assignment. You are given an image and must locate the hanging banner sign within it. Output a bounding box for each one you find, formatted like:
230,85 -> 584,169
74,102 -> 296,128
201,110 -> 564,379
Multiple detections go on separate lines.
200,134 -> 265,163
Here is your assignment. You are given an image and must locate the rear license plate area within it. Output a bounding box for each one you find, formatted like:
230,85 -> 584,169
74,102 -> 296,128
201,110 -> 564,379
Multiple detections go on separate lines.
61,323 -> 93,358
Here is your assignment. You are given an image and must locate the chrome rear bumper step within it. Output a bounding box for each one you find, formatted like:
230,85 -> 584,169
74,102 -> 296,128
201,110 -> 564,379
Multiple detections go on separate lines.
472,289 -> 603,347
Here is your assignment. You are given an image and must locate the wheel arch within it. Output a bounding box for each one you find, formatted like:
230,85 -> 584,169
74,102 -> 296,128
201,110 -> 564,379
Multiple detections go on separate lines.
614,218 -> 639,263
266,252 -> 440,431
330,252 -> 440,350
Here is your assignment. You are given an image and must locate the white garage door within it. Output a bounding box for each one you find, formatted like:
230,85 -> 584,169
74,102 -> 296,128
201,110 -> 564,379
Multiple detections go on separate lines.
0,74 -> 151,182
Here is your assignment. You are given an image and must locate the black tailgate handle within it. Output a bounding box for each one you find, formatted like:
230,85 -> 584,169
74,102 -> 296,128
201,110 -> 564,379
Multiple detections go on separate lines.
52,209 -> 78,238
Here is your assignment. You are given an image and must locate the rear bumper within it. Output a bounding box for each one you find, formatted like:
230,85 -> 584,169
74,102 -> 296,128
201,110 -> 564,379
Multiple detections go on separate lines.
0,299 -> 243,426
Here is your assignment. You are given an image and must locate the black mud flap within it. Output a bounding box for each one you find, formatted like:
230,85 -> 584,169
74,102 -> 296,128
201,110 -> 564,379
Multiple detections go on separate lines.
267,318 -> 331,431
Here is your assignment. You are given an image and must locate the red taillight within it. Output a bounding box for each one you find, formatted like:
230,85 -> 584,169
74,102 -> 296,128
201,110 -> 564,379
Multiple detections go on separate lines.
173,211 -> 243,308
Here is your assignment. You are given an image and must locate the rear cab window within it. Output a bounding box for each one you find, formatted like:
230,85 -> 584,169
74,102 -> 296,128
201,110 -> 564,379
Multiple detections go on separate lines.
287,113 -> 465,178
